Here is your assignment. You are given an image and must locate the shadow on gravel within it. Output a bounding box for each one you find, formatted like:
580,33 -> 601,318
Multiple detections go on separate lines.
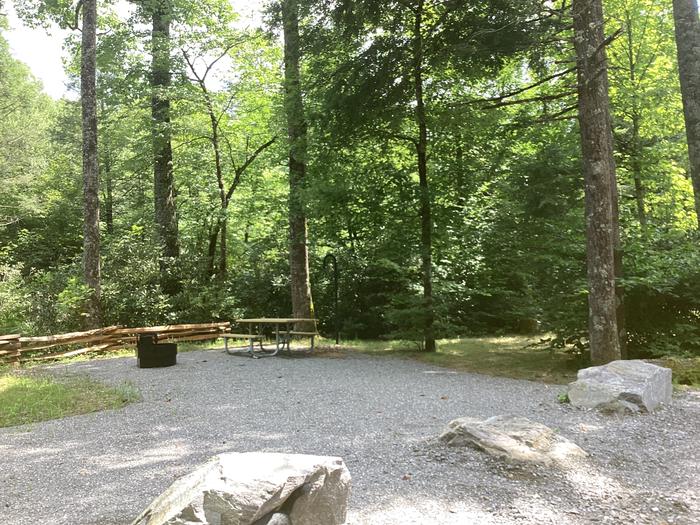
1,350 -> 698,525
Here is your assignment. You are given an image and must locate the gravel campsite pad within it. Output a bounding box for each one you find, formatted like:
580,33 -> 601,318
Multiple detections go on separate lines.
1,349 -> 698,525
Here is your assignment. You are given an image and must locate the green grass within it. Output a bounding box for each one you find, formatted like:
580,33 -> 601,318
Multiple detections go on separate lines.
339,335 -> 580,384
0,372 -> 140,428
337,335 -> 700,387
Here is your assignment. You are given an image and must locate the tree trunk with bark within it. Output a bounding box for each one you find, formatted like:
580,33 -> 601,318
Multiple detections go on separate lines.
282,0 -> 314,322
412,0 -> 436,352
573,0 -> 621,365
151,0 -> 180,295
81,0 -> 101,328
673,0 -> 700,229
207,221 -> 220,279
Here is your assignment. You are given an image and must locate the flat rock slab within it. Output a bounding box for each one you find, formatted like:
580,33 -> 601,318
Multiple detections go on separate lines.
131,452 -> 351,525
568,360 -> 672,413
439,415 -> 586,466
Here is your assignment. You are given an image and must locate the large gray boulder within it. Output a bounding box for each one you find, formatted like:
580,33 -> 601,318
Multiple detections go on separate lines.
131,453 -> 351,525
567,360 -> 672,413
439,415 -> 586,466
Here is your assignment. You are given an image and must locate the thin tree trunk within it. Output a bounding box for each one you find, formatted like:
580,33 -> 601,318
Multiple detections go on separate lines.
630,112 -> 646,228
207,103 -> 228,279
208,101 -> 227,279
455,139 -> 465,204
573,0 -> 621,365
81,0 -> 101,328
611,147 -> 627,360
282,0 -> 314,323
625,10 -> 647,229
152,0 -> 180,295
673,0 -> 700,229
206,221 -> 220,279
181,51 -> 275,281
104,152 -> 114,235
219,217 -> 227,276
99,100 -> 114,235
101,117 -> 114,235
412,0 -> 435,352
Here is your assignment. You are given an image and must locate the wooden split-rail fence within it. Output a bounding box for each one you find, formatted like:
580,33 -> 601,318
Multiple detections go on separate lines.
0,322 -> 231,366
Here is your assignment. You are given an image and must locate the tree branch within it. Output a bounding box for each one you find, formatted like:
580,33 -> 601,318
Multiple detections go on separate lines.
482,90 -> 576,109
66,0 -> 84,31
225,136 -> 277,203
455,67 -> 576,108
510,104 -> 578,128
372,128 -> 418,147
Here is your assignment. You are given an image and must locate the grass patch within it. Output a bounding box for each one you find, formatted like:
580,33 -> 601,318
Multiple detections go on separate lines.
340,336 -> 700,387
652,357 -> 700,388
341,335 -> 580,384
0,372 -> 140,428
178,339 -> 225,353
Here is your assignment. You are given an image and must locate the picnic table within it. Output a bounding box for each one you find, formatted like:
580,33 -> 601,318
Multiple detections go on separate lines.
223,318 -> 318,358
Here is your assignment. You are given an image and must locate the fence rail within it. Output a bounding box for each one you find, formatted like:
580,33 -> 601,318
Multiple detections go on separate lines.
0,322 -> 231,366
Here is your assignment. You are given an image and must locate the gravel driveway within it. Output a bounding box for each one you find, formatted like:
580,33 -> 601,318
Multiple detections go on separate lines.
1,349 -> 698,525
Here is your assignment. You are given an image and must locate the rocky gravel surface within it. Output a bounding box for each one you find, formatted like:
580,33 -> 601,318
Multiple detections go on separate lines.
1,349 -> 698,525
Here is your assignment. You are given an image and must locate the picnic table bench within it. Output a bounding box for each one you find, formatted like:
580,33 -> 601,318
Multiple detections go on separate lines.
224,318 -> 318,358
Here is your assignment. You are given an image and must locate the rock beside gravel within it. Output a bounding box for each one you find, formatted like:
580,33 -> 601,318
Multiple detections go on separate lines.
439,415 -> 586,466
568,360 -> 672,413
131,452 -> 351,525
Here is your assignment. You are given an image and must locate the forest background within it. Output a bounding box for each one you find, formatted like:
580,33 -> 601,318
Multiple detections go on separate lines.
0,0 -> 698,362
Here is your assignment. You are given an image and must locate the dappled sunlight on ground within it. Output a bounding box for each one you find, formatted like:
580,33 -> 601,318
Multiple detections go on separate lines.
347,496 -> 502,525
563,463 -> 624,498
0,349 -> 697,524
439,335 -> 544,348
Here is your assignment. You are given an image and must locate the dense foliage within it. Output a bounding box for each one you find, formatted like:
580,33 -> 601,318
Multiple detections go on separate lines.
0,0 -> 698,359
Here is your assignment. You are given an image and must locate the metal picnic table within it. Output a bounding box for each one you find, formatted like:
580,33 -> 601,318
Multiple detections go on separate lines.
223,318 -> 318,358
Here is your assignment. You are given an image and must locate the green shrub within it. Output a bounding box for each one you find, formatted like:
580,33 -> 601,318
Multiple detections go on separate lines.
623,231 -> 700,358
0,260 -> 30,334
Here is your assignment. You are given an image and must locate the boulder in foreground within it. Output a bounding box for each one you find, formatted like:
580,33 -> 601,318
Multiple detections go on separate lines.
439,415 -> 586,465
567,360 -> 672,413
131,452 -> 351,525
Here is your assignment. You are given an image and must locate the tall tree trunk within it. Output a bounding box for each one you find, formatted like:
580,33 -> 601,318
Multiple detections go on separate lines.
673,0 -> 700,228
282,0 -> 314,322
573,0 -> 621,365
412,0 -> 435,352
81,0 -> 101,328
152,0 -> 180,295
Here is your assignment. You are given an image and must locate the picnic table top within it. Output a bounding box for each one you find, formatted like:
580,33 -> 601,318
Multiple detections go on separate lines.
236,318 -> 317,324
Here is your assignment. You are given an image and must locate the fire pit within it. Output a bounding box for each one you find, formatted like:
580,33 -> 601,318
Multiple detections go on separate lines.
136,334 -> 177,368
